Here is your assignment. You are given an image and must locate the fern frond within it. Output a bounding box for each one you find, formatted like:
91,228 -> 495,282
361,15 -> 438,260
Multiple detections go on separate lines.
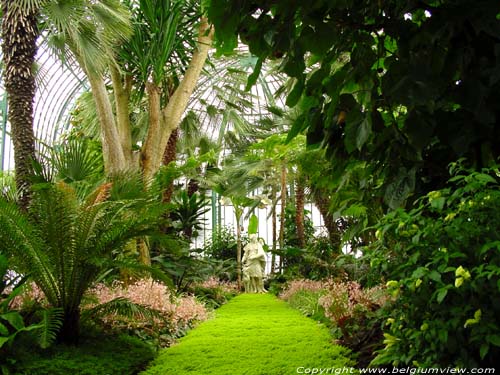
0,199 -> 60,306
81,297 -> 164,323
37,308 -> 64,349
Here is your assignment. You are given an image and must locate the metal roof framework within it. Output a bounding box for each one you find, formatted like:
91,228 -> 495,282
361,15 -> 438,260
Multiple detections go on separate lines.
1,44 -> 286,171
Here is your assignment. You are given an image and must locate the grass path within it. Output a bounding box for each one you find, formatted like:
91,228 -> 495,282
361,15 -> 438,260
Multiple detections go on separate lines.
141,294 -> 354,375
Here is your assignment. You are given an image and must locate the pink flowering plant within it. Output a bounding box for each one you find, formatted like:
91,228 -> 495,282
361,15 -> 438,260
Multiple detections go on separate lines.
10,278 -> 210,348
88,279 -> 210,347
280,278 -> 388,366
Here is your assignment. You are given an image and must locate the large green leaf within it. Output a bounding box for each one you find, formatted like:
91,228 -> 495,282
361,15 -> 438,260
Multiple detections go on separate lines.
1,312 -> 25,331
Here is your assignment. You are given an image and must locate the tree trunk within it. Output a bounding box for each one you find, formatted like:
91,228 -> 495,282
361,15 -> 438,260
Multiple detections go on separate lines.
295,177 -> 306,248
1,1 -> 38,210
137,238 -> 151,266
143,18 -> 213,181
313,189 -> 341,247
271,184 -> 277,274
142,81 -> 162,183
110,66 -> 134,167
187,171 -> 200,197
58,308 -> 80,345
161,128 -> 179,203
279,164 -> 287,273
234,205 -> 244,290
86,72 -> 127,175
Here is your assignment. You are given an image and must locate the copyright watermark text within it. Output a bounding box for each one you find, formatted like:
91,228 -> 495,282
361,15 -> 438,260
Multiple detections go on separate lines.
296,367 -> 496,375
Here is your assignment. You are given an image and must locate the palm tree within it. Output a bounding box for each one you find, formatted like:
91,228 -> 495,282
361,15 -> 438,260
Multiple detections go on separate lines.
1,1 -> 39,209
0,181 -> 166,343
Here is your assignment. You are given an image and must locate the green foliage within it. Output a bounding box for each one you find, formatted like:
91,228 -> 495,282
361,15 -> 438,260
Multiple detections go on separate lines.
247,214 -> 258,234
202,226 -> 239,261
190,285 -> 236,310
119,0 -> 197,89
49,139 -> 104,185
170,190 -> 209,239
285,289 -> 326,322
0,182 -> 167,343
141,294 -> 354,374
153,244 -> 235,292
280,205 -> 332,279
367,164 -> 500,367
0,172 -> 18,203
7,332 -> 154,375
41,0 -> 132,75
206,0 -> 500,212
36,308 -> 64,349
0,255 -> 33,350
0,255 -> 62,374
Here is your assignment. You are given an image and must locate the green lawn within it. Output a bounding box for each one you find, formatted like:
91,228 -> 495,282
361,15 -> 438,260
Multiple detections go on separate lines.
141,293 -> 354,375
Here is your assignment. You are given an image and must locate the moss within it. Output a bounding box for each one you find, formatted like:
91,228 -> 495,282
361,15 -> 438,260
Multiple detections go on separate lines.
142,294 -> 354,375
8,333 -> 155,375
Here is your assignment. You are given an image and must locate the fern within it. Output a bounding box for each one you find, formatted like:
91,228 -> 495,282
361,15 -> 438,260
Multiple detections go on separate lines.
82,297 -> 164,323
37,308 -> 64,349
0,181 -> 169,343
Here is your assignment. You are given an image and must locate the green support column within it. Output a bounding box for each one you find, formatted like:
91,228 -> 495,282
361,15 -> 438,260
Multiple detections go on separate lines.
0,93 -> 8,172
211,190 -> 217,233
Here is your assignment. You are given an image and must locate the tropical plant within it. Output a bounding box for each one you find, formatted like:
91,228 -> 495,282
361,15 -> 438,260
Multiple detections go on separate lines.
0,172 -> 18,203
368,163 -> 500,367
0,252 -> 62,362
153,247 -> 222,293
1,0 -> 38,209
202,226 -> 238,261
0,181 -> 167,343
1,253 -> 33,349
170,190 -> 209,239
206,0 -> 500,210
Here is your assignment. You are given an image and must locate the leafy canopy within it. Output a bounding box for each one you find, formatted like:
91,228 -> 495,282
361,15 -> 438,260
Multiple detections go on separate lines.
205,0 -> 500,207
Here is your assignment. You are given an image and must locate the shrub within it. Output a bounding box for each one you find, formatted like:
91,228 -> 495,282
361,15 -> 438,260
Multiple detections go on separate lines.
367,164 -> 500,367
90,279 -> 210,347
190,277 -> 238,309
318,281 -> 388,366
279,279 -> 327,321
202,226 -> 239,261
280,278 -> 388,367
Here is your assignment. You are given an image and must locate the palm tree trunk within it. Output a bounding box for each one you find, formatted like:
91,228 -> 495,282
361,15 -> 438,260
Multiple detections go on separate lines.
58,308 -> 80,345
313,189 -> 340,248
161,128 -> 179,203
295,177 -> 306,248
235,206 -> 243,290
187,173 -> 200,197
1,1 -> 38,210
271,185 -> 277,274
142,81 -> 162,183
279,164 -> 287,272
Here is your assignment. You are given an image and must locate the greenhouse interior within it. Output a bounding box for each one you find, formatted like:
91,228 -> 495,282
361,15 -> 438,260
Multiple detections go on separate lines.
1,1 -> 499,373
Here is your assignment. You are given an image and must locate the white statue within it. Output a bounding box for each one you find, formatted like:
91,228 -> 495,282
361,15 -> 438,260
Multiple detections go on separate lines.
242,234 -> 267,293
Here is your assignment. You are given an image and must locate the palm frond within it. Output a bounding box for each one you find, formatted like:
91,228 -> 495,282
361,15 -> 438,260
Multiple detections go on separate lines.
50,139 -> 104,184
